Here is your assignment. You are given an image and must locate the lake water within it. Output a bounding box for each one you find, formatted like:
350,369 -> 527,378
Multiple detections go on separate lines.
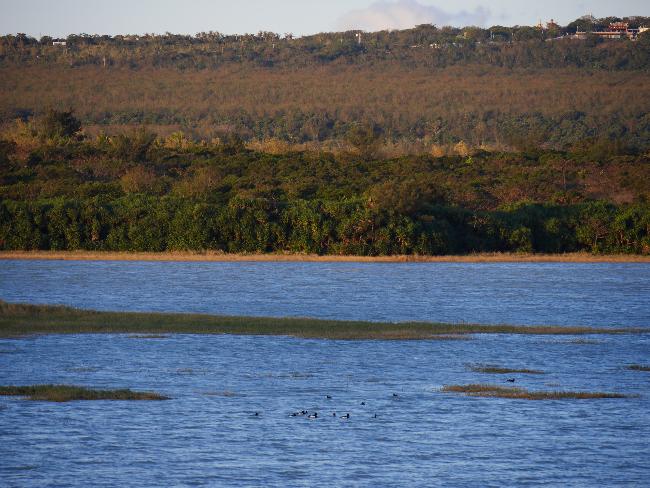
1,333 -> 649,487
1,260 -> 649,486
1,260 -> 649,327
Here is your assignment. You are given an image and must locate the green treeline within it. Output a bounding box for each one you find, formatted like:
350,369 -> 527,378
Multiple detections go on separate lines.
1,111 -> 649,255
2,196 -> 649,255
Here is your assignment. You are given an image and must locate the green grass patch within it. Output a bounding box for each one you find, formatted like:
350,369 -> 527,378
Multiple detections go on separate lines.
441,384 -> 629,400
627,364 -> 650,371
469,364 -> 545,374
0,385 -> 169,402
0,301 -> 645,340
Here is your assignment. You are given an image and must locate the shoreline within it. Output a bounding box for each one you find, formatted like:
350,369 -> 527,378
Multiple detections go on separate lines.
1,251 -> 649,263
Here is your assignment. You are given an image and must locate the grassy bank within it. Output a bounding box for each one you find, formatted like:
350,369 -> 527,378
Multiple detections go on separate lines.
0,385 -> 169,402
441,384 -> 629,400
1,251 -> 650,263
0,301 -> 644,340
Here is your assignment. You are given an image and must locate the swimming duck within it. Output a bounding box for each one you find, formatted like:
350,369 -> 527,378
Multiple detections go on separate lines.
326,395 -> 332,399
361,402 -> 366,406
507,378 -> 516,383
308,412 -> 318,419
341,413 -> 350,419
392,393 -> 399,397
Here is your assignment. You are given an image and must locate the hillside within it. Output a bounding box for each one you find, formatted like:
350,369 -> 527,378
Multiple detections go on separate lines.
1,16 -> 650,152
1,17 -> 649,255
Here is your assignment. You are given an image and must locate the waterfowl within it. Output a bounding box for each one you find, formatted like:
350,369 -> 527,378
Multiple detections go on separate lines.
341,413 -> 350,419
392,393 -> 399,397
507,378 -> 516,383
361,402 -> 366,406
308,412 -> 318,419
332,412 -> 337,417
326,395 -> 332,399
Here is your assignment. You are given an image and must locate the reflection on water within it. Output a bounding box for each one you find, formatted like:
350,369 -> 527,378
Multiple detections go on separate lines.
0,333 -> 649,487
1,260 -> 649,327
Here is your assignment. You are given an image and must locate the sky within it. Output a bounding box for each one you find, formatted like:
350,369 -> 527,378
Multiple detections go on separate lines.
1,0 -> 649,38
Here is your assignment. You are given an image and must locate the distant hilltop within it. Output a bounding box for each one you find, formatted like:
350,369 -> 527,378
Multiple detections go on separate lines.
43,21 -> 647,44
1,14 -> 649,154
3,14 -> 650,47
1,15 -> 649,74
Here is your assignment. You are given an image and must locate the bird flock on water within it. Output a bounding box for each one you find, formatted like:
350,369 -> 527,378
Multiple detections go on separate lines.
252,393 -> 401,419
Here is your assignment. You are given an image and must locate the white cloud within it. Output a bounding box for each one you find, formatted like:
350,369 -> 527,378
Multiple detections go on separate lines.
337,0 -> 490,31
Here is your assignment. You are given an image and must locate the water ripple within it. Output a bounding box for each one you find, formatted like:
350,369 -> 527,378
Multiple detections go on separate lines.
1,261 -> 649,327
0,333 -> 648,486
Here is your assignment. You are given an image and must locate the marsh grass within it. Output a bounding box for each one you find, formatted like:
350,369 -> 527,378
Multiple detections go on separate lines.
441,384 -> 629,400
469,364 -> 545,374
627,364 -> 650,371
0,385 -> 169,402
0,301 -> 643,340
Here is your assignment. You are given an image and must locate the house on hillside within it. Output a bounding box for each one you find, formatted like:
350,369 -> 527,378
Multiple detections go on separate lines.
578,22 -> 647,40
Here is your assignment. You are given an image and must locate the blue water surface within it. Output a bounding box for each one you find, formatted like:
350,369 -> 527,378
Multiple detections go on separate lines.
1,260 -> 649,327
1,333 -> 649,487
1,260 -> 649,486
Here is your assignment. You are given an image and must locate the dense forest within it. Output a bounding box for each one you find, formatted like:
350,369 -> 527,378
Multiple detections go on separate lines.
1,110 -> 648,255
1,17 -> 649,254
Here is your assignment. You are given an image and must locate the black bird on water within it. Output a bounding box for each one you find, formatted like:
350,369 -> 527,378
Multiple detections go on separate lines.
392,393 -> 399,398
308,412 -> 318,419
326,395 -> 332,399
507,378 -> 516,383
341,413 -> 350,419
361,402 -> 366,406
